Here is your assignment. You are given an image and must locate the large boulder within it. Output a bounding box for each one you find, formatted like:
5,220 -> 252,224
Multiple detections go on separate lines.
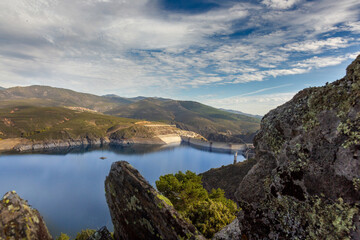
233,55 -> 360,239
105,161 -> 205,240
0,191 -> 52,240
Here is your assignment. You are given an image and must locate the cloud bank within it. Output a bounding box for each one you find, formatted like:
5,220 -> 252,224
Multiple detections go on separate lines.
0,0 -> 359,114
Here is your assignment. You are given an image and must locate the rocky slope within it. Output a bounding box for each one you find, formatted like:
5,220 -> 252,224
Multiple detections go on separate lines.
200,158 -> 257,201
105,161 -> 205,240
0,191 -> 52,240
205,54 -> 360,239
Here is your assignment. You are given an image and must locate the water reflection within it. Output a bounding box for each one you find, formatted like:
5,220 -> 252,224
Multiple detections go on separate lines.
0,144 -> 243,238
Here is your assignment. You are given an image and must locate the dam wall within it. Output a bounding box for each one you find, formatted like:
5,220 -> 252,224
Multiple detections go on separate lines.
180,136 -> 249,152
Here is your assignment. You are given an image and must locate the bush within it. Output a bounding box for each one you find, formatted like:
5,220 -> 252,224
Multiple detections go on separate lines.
56,233 -> 70,240
156,171 -> 239,238
74,229 -> 96,240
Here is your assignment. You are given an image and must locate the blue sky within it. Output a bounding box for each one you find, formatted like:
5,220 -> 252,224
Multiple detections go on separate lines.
0,0 -> 359,114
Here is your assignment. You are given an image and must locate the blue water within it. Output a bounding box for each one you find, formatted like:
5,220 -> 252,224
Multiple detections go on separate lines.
0,144 -> 243,238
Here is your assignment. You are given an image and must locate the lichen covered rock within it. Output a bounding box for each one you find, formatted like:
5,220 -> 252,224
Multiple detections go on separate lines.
233,55 -> 360,239
105,161 -> 205,240
212,219 -> 242,240
0,191 -> 52,240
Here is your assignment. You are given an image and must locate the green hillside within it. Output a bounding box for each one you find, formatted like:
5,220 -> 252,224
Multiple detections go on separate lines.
0,105 -> 136,141
0,85 -> 121,112
105,99 -> 260,143
0,85 -> 261,143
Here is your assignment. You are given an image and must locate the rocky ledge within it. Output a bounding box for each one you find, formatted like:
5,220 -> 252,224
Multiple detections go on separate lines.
105,161 -> 205,240
0,191 -> 52,240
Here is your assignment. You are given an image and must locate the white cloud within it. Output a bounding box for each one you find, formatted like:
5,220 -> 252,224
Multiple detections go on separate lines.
293,52 -> 360,68
262,0 -> 301,9
344,21 -> 360,33
203,92 -> 297,115
0,0 -> 359,99
281,37 -> 352,53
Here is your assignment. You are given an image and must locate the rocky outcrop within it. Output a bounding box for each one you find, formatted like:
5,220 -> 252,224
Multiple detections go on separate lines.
0,191 -> 52,240
231,55 -> 360,239
105,161 -> 205,240
212,219 -> 241,240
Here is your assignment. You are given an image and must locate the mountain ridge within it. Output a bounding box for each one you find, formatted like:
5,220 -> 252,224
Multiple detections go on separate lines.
0,85 -> 260,143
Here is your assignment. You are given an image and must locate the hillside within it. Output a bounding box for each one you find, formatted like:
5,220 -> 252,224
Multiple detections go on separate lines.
0,85 -> 261,143
105,99 -> 260,143
0,85 -> 121,112
0,105 -> 203,152
0,105 -> 136,141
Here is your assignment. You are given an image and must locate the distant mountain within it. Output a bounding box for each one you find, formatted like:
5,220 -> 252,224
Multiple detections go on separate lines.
102,94 -> 135,105
0,85 -> 119,112
103,94 -> 170,103
0,85 -> 261,143
0,87 -> 5,90
220,108 -> 263,120
105,99 -> 260,143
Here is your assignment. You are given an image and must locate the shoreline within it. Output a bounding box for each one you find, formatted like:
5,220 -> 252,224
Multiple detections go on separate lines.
0,136 -> 252,155
0,137 -> 169,153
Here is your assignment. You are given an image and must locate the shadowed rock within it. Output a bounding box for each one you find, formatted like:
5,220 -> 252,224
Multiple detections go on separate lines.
0,191 -> 52,240
105,161 -> 205,240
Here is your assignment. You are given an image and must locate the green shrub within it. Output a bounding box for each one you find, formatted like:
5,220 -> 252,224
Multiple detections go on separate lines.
56,233 -> 70,240
156,171 -> 239,238
74,229 -> 96,240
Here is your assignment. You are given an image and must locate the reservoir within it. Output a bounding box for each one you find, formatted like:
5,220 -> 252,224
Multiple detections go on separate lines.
0,143 -> 243,238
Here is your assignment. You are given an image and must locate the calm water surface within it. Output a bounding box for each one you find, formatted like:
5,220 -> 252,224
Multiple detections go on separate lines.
0,143 -> 243,237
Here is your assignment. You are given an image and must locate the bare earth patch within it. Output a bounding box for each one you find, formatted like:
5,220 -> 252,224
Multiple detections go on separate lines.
0,138 -> 27,151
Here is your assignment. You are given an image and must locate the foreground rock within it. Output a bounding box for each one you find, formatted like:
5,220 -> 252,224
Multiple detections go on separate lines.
105,161 -> 205,240
231,55 -> 360,239
212,219 -> 241,240
0,191 -> 52,240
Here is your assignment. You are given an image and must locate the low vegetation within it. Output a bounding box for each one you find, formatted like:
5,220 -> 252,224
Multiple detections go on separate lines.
0,105 -> 138,141
156,171 -> 239,238
56,229 -> 109,240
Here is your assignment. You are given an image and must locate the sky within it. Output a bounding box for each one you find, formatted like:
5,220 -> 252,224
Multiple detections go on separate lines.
0,0 -> 359,115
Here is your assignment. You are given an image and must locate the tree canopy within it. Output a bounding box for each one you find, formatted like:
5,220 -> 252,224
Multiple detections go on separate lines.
156,170 -> 239,238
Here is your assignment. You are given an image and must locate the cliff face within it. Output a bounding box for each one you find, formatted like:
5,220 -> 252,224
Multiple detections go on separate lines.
0,191 -> 52,240
233,55 -> 360,239
105,161 -> 205,240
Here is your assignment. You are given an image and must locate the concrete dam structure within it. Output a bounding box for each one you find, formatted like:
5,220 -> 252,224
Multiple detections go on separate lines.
181,136 -> 252,153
